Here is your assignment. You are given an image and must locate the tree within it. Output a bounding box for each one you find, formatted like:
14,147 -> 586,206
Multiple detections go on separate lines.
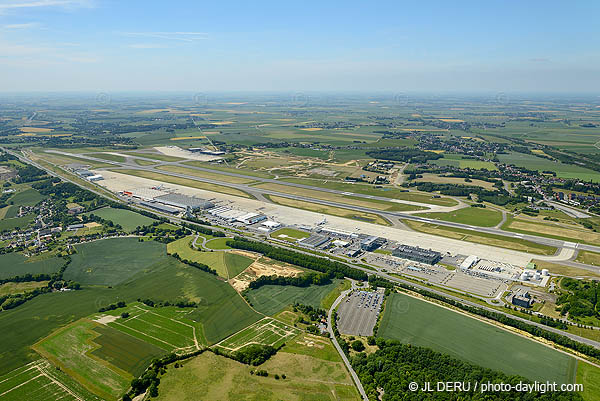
351,340 -> 365,352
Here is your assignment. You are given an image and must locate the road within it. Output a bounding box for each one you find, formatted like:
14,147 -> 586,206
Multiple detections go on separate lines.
327,282 -> 368,401
43,150 -> 600,256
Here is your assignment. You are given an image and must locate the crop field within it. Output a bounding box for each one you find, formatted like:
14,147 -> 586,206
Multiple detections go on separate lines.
0,360 -> 101,401
84,207 -> 156,232
246,280 -> 343,316
0,253 -> 64,279
101,302 -> 201,351
216,317 -> 301,352
89,324 -> 166,376
153,349 -> 359,401
433,154 -> 498,171
0,214 -> 35,231
0,256 -> 259,375
378,293 -> 576,383
33,319 -> 132,400
0,281 -> 48,296
64,237 -> 168,285
8,188 -> 46,207
414,206 -> 504,227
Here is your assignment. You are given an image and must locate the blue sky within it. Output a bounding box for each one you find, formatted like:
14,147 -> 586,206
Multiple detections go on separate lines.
0,0 -> 598,92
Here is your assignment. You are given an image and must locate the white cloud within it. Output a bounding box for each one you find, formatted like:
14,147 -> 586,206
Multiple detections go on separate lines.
127,43 -> 167,49
120,31 -> 208,42
0,0 -> 93,14
2,22 -> 39,29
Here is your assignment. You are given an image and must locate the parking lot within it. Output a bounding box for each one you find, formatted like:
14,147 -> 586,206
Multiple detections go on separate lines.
337,290 -> 384,336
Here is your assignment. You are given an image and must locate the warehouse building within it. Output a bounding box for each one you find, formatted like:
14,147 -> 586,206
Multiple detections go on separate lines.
87,174 -> 104,182
235,212 -> 267,225
392,245 -> 441,265
154,193 -> 214,211
140,201 -> 180,214
299,234 -> 330,248
360,236 -> 386,251
460,255 -> 479,270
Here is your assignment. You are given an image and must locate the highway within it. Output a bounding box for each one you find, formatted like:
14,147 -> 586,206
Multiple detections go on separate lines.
45,149 -> 600,257
8,147 -> 600,352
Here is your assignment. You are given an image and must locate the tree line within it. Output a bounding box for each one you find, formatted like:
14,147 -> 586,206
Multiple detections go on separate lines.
226,237 -> 367,281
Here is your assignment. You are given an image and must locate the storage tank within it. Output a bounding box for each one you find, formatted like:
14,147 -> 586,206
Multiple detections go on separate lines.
520,272 -> 529,281
542,269 -> 549,276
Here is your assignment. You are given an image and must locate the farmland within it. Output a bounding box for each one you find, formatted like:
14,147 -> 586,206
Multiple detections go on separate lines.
101,302 -> 202,351
64,237 -> 168,286
246,280 -> 344,316
33,319 -> 133,400
378,293 -> 576,384
216,317 -> 301,352
153,343 -> 360,401
0,360 -> 101,401
84,207 -> 156,232
0,255 -> 259,375
0,252 -> 64,279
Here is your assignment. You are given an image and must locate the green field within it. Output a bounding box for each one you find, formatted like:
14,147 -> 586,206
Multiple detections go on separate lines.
89,324 -> 166,376
0,253 -> 64,279
0,214 -> 35,231
270,227 -> 311,242
0,360 -> 102,401
378,293 -> 576,383
154,344 -> 359,401
224,252 -> 254,277
167,236 -> 254,278
0,255 -> 260,375
217,317 -> 301,352
102,302 -> 201,351
414,206 -> 504,227
246,280 -> 343,316
577,361 -> 600,401
204,237 -> 232,250
33,319 -> 132,400
84,207 -> 156,232
64,237 -> 168,285
433,153 -> 498,171
8,188 -> 46,206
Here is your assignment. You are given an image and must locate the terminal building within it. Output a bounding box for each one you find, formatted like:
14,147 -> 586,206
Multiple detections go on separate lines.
360,236 -> 386,251
154,193 -> 214,211
392,244 -> 441,265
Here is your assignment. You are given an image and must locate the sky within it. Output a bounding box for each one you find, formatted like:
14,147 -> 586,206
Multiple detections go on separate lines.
0,0 -> 598,93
